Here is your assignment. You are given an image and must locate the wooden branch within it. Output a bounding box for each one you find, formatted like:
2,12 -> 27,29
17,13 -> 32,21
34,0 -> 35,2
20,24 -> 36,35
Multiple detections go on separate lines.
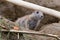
1,29 -> 60,40
6,0 -> 60,19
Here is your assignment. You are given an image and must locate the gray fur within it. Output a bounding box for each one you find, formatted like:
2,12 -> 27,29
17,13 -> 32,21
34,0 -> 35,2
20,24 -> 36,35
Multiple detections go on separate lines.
15,11 -> 44,30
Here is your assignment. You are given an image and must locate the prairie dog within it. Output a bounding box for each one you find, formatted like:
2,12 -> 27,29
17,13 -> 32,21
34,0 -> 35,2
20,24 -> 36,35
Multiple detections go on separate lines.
15,11 -> 44,30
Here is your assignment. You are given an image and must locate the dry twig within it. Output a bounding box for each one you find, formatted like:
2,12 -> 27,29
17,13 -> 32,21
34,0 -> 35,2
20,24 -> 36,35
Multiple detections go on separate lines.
1,29 -> 60,40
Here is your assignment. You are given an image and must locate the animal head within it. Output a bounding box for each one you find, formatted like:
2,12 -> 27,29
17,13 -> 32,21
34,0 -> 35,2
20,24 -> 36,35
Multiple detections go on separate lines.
31,11 -> 44,20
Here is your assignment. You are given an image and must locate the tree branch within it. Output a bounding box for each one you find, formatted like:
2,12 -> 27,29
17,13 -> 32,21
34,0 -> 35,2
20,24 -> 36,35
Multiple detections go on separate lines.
1,29 -> 60,40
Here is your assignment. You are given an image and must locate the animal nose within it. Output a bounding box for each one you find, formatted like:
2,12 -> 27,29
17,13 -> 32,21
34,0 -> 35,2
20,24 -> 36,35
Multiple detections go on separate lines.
41,16 -> 44,18
41,16 -> 43,17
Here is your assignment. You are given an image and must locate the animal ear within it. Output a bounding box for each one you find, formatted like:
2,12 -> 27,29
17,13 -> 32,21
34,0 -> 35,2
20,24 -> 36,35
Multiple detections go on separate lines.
34,10 -> 40,13
34,11 -> 38,13
32,11 -> 38,14
32,10 -> 42,14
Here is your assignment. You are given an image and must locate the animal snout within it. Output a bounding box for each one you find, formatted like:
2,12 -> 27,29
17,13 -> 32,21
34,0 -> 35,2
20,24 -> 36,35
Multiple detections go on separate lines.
40,15 -> 44,19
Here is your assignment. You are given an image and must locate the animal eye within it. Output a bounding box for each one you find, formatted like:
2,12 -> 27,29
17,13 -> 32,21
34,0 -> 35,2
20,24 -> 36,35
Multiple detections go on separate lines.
36,11 -> 39,14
